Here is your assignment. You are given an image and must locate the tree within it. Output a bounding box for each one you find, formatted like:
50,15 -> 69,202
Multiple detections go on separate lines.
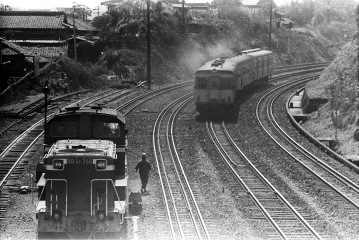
0,4 -> 11,11
211,0 -> 242,19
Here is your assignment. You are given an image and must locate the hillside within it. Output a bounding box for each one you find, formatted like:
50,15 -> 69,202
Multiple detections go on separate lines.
303,40 -> 359,156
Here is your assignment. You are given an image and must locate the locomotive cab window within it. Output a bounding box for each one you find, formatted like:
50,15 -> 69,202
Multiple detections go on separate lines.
93,122 -> 120,138
51,122 -> 77,137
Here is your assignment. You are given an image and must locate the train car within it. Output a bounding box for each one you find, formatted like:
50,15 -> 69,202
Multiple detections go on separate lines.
194,49 -> 274,113
35,105 -> 128,239
36,139 -> 127,239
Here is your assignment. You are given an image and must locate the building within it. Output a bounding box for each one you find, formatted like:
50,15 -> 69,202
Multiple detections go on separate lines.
0,37 -> 47,92
0,11 -> 99,60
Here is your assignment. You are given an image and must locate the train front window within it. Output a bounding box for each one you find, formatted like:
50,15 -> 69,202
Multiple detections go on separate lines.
220,78 -> 231,89
93,122 -> 120,138
210,76 -> 219,88
51,122 -> 77,137
197,78 -> 207,89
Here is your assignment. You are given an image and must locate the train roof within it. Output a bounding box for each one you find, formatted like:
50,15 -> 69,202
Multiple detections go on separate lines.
195,49 -> 273,74
52,105 -> 125,123
47,139 -> 116,158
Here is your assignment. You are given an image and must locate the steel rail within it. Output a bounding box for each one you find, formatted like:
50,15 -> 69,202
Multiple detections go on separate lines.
255,77 -> 337,239
152,93 -> 195,239
169,96 -> 212,240
118,81 -> 193,115
206,121 -> 288,240
266,83 -> 359,207
0,129 -> 43,188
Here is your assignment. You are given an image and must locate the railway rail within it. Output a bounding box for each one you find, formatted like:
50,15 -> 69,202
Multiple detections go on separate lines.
273,62 -> 330,74
254,77 -> 359,238
206,120 -> 324,240
152,93 -> 212,240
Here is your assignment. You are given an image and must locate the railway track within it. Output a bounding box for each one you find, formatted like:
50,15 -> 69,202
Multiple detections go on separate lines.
253,77 -> 359,238
258,76 -> 359,206
0,90 -> 93,139
273,62 -> 330,75
207,120 -> 324,240
152,93 -> 212,240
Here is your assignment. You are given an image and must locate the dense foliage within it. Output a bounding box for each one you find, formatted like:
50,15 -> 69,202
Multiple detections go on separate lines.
279,0 -> 356,45
15,0 -> 357,94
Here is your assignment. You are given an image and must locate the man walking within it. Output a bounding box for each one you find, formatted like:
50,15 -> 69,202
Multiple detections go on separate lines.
135,153 -> 151,193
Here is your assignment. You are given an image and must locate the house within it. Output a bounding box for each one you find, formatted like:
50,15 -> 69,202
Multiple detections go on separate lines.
0,11 -> 69,41
0,37 -> 47,92
0,11 -> 99,60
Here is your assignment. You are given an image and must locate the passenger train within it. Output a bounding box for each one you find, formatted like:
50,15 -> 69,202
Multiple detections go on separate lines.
195,49 -> 274,113
35,105 -> 128,239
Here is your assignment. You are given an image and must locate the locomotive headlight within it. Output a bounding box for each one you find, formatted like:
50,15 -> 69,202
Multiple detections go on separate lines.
97,210 -> 106,221
96,160 -> 107,170
53,160 -> 64,170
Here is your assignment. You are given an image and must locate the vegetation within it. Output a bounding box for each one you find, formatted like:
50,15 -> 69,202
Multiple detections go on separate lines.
3,0 -> 358,100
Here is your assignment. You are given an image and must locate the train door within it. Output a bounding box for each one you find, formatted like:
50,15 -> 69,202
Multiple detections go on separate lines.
209,75 -> 220,103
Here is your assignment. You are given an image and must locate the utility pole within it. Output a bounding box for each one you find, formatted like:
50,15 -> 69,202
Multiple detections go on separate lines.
269,0 -> 273,50
93,6 -> 100,16
146,0 -> 151,90
0,38 -> 2,64
288,21 -> 293,64
288,28 -> 291,64
182,0 -> 185,33
356,5 -> 359,84
43,80 -> 50,135
73,4 -> 77,62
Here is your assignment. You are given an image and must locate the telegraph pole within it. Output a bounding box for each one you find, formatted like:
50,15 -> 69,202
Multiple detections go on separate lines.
146,0 -> 151,90
269,0 -> 273,50
93,6 -> 100,16
356,5 -> 359,84
73,4 -> 77,62
182,0 -> 185,33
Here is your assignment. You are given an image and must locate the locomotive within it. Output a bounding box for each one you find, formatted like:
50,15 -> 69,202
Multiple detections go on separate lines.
194,49 -> 274,113
35,105 -> 128,239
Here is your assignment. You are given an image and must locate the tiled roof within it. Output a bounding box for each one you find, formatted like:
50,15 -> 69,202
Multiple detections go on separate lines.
0,11 -> 66,29
2,47 -> 19,56
9,40 -> 67,58
21,45 -> 68,58
1,37 -> 32,56
1,37 -> 48,62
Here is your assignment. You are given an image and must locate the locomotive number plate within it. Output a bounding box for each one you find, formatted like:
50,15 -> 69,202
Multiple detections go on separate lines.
67,158 -> 93,164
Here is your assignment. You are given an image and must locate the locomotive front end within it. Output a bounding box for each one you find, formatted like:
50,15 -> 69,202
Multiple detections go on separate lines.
36,139 -> 127,239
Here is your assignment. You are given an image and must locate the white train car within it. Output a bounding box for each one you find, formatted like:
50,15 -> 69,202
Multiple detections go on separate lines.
195,49 -> 274,113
